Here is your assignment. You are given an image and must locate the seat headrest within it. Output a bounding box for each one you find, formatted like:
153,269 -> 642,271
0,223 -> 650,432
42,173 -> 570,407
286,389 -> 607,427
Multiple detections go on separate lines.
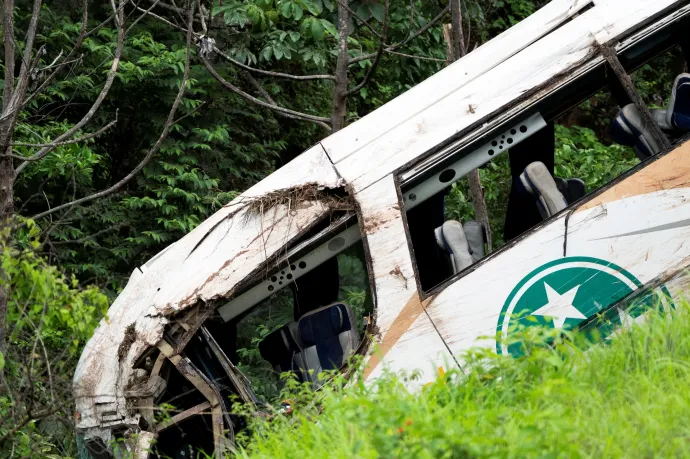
258,322 -> 301,365
298,303 -> 350,345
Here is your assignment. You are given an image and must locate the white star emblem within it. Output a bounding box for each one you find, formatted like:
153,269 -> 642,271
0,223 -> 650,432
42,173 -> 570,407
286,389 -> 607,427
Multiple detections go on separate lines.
531,282 -> 587,329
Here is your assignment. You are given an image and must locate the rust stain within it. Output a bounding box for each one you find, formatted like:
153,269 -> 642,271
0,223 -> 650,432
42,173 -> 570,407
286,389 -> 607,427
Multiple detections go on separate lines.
577,141 -> 690,212
363,292 -> 430,380
363,208 -> 400,234
389,266 -> 408,289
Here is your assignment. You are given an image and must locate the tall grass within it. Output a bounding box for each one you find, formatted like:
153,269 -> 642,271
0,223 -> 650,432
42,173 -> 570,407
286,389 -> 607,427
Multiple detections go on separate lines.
237,304 -> 690,458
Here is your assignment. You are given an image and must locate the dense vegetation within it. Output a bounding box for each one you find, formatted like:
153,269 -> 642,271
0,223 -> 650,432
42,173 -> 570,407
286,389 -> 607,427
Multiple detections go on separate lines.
0,0 -> 686,457
239,303 -> 690,458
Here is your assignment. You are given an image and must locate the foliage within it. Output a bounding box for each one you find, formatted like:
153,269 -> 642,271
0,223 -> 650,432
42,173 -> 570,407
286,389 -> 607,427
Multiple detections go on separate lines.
238,302 -> 690,458
1,225 -> 109,458
3,0 -> 688,456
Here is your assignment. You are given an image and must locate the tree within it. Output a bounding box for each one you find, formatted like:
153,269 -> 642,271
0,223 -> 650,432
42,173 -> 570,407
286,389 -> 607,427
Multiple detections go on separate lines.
0,0 -> 196,393
139,0 -> 451,134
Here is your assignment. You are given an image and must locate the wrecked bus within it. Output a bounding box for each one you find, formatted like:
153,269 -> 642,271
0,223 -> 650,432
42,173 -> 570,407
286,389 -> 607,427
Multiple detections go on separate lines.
74,0 -> 690,456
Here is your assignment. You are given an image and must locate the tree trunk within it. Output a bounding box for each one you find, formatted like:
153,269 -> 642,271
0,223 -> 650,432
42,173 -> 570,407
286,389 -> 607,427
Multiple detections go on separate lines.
331,0 -> 350,132
0,0 -> 16,360
443,11 -> 493,251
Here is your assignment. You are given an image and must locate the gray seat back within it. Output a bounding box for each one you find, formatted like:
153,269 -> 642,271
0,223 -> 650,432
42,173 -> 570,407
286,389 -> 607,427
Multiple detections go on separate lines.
434,220 -> 486,274
294,302 -> 360,387
519,161 -> 568,219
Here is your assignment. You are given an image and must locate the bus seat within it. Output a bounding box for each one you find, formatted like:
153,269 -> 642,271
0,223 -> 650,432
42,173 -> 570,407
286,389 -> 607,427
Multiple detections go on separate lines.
668,73 -> 690,130
295,303 -> 359,387
612,73 -> 690,159
555,176 -> 586,205
612,104 -> 664,159
434,220 -> 485,274
519,161 -> 569,219
258,322 -> 304,374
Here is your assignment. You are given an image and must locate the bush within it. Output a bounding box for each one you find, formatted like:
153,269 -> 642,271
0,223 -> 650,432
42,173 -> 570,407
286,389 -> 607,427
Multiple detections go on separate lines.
1,224 -> 109,458
238,302 -> 690,458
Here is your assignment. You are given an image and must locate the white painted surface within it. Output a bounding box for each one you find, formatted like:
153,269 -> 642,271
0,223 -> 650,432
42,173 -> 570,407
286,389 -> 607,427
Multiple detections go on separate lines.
74,145 -> 341,429
333,0 -> 682,193
321,0 -> 593,164
356,175 -> 418,336
419,184 -> 690,362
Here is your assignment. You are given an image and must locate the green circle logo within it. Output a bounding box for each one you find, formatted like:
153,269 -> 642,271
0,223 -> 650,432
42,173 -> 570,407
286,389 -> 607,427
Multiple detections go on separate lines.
496,256 -> 672,356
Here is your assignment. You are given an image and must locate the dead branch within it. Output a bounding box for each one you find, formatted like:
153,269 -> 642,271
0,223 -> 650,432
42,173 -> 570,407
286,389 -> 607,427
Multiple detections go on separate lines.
213,46 -> 336,81
16,0 -> 89,115
384,50 -> 446,62
172,100 -> 208,126
349,4 -> 449,64
240,183 -> 353,223
201,55 -> 332,126
28,0 -> 197,222
346,0 -> 390,96
136,3 -> 334,83
197,0 -> 207,34
127,0 -> 162,34
243,72 -> 332,131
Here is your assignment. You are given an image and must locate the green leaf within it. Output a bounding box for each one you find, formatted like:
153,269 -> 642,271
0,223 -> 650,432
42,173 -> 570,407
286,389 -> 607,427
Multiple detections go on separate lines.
301,0 -> 323,16
292,3 -> 304,20
279,0 -> 293,18
274,46 -> 284,60
211,5 -> 232,17
369,3 -> 385,22
321,19 -> 337,37
311,18 -> 325,40
261,46 -> 273,61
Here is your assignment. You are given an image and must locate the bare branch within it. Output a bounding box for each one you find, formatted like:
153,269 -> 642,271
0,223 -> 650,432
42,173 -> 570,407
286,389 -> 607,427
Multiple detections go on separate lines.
29,0 -> 197,222
18,0 -> 44,87
384,49 -> 446,62
349,4 -> 449,65
213,46 -> 336,81
201,55 -> 332,125
197,0 -> 207,35
244,72 -> 331,131
127,0 -> 162,34
346,0 -> 390,96
13,8 -> 127,179
172,101 -> 208,126
17,0 -> 90,114
135,5 -> 185,31
133,5 -> 333,81
9,114 -> 117,150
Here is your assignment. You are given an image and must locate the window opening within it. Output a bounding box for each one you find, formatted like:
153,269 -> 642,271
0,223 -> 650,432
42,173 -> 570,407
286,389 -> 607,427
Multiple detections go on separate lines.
205,215 -> 373,402
404,43 -> 690,292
